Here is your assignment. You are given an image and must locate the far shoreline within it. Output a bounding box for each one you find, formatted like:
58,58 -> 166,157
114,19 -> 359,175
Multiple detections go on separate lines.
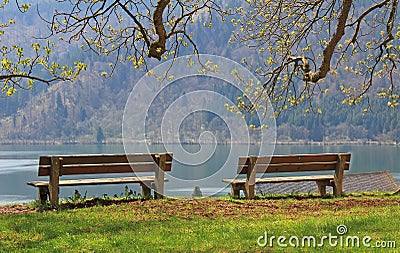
0,139 -> 398,146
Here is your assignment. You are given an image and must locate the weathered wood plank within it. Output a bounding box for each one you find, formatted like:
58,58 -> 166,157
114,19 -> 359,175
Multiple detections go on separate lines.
333,154 -> 345,197
29,153 -> 174,204
38,161 -> 172,176
38,163 -> 172,176
49,157 -> 61,206
226,153 -> 351,199
255,162 -> 349,173
39,153 -> 172,165
261,153 -> 350,164
238,157 -> 248,166
245,156 -> 257,199
223,175 -> 335,185
39,153 -> 173,175
238,162 -> 350,174
154,153 -> 166,199
28,176 -> 169,187
237,153 -> 351,163
237,153 -> 351,174
27,181 -> 48,187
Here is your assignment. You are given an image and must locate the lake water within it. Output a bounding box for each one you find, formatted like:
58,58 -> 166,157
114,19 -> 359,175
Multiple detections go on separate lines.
0,144 -> 399,204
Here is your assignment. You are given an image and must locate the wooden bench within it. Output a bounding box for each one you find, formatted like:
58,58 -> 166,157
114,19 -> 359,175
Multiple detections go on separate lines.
223,153 -> 351,199
27,153 -> 172,205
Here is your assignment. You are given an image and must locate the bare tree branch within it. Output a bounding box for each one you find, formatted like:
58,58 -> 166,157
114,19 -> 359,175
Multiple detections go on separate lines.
233,0 -> 399,113
305,0 -> 353,83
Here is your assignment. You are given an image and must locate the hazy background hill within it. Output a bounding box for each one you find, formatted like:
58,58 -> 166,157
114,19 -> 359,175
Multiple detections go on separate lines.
0,1 -> 399,144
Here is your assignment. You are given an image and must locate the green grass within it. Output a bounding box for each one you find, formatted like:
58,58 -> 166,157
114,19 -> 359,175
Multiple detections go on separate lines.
0,194 -> 399,252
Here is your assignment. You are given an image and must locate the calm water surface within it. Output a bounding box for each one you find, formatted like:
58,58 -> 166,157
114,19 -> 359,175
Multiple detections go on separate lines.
0,144 -> 398,204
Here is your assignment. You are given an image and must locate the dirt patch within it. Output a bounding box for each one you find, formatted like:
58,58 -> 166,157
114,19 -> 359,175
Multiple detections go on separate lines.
128,196 -> 400,219
0,195 -> 398,217
0,205 -> 36,215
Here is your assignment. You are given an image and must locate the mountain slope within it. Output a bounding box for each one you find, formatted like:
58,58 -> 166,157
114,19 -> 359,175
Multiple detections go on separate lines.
0,2 -> 399,144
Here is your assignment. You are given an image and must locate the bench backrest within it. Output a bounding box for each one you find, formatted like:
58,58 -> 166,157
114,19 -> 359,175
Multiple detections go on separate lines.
38,153 -> 173,176
237,153 -> 351,174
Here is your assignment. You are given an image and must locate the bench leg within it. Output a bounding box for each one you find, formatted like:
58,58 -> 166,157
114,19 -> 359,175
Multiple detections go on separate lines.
333,183 -> 343,197
38,186 -> 49,204
141,183 -> 151,198
149,182 -> 163,199
245,156 -> 257,199
316,181 -> 327,196
331,182 -> 343,197
331,179 -> 343,197
49,157 -> 61,206
333,155 -> 345,197
316,180 -> 332,196
245,184 -> 255,199
154,153 -> 166,200
48,185 -> 59,206
231,184 -> 240,198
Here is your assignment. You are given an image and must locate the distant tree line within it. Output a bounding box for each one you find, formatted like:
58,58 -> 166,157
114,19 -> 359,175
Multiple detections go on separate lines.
277,97 -> 400,143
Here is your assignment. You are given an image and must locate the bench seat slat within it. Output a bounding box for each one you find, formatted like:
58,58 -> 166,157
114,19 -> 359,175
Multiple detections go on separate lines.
28,176 -> 169,187
222,175 -> 334,185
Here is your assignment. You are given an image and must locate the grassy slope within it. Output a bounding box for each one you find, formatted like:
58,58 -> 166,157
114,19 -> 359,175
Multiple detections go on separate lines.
0,195 -> 399,252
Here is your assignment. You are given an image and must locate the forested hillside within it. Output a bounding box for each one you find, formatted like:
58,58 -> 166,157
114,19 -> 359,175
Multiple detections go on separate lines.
0,1 -> 398,144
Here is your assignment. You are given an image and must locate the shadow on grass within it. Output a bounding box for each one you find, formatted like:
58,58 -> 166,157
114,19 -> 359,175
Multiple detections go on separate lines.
32,187 -> 152,212
33,196 -> 152,212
